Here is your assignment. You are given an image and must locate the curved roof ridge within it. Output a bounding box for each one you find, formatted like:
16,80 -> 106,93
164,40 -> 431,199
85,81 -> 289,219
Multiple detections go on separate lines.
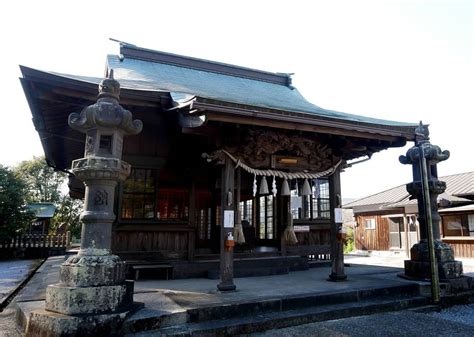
119,43 -> 293,86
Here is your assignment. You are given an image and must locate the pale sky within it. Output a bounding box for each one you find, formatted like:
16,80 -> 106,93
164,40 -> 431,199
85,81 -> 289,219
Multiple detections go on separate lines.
0,0 -> 472,199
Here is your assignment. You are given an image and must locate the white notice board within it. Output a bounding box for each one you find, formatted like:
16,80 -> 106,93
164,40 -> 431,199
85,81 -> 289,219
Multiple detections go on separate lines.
224,210 -> 235,228
334,208 -> 343,223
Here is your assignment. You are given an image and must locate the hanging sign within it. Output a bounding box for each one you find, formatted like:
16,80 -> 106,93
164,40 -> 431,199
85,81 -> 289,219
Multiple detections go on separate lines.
224,210 -> 235,228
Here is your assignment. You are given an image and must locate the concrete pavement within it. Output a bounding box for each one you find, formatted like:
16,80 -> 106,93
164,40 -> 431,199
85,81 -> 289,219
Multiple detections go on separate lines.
0,259 -> 42,309
0,259 -> 43,337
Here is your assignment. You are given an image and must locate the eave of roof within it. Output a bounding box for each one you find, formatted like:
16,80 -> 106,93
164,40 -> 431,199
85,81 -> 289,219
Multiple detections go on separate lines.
21,65 -> 416,142
439,204 -> 474,213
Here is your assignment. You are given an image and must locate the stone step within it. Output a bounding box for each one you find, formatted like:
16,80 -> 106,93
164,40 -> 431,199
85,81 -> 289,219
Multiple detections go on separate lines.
123,283 -> 422,335
124,295 -> 429,336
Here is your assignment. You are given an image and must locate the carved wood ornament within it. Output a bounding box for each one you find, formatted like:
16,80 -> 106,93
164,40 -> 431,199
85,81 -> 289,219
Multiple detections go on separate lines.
224,129 -> 338,171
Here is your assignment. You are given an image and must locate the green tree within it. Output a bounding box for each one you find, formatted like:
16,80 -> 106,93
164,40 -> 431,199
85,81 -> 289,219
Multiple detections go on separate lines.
53,194 -> 83,238
15,156 -> 65,204
14,156 -> 83,238
0,165 -> 35,240
343,227 -> 355,254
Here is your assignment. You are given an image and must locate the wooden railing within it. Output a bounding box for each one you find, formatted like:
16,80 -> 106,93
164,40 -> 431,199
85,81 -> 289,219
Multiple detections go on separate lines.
0,232 -> 71,250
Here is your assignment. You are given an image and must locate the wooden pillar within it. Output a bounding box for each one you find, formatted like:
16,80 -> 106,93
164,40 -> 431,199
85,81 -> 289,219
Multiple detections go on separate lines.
328,167 -> 347,281
235,168 -> 241,229
280,195 -> 289,257
217,157 -> 236,291
188,181 -> 196,262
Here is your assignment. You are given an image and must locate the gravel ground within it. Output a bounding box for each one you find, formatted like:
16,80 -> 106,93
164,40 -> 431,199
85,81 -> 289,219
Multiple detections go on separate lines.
429,304 -> 474,327
251,309 -> 474,337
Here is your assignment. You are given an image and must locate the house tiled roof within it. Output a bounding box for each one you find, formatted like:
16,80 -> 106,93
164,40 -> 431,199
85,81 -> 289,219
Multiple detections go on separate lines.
344,171 -> 474,209
442,171 -> 474,197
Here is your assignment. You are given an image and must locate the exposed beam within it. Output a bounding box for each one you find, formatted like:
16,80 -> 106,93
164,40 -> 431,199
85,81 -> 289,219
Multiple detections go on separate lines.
204,111 -> 408,143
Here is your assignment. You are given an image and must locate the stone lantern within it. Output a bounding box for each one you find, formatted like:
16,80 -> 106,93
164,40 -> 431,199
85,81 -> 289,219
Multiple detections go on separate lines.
400,122 -> 463,281
26,70 -> 143,336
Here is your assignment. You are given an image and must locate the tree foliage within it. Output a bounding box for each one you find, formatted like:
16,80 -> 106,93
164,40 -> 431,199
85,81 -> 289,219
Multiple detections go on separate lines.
53,194 -> 83,238
343,227 -> 355,254
0,165 -> 35,240
15,156 -> 65,204
13,156 -> 84,238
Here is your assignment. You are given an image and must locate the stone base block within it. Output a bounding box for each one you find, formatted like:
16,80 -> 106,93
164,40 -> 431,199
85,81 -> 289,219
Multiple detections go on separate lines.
404,259 -> 463,280
405,239 -> 464,280
410,240 -> 455,262
45,280 -> 134,315
443,276 -> 473,293
25,303 -> 141,337
60,256 -> 126,287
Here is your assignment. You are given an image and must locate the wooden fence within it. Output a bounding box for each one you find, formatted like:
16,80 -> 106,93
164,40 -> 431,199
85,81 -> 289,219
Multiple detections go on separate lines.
0,232 -> 71,259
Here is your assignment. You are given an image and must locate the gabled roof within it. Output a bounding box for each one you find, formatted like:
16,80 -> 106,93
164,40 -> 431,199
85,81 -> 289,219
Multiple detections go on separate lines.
344,171 -> 474,211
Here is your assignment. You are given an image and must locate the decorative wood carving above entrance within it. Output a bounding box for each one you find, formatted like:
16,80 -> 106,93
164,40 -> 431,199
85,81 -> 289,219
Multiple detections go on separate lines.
224,129 -> 337,171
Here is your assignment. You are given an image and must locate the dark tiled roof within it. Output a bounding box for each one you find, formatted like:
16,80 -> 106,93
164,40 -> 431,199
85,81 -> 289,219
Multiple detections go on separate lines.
103,44 -> 416,128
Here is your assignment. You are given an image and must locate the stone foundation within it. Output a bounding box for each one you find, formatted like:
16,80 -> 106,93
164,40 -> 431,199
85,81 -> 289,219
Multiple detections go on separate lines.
26,305 -> 140,337
404,240 -> 463,280
45,280 -> 134,315
59,254 -> 126,287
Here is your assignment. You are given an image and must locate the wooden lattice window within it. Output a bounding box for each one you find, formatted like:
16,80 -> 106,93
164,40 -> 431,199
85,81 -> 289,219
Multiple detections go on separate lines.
121,168 -> 189,221
121,168 -> 156,219
156,188 -> 189,221
258,196 -> 274,239
291,178 -> 330,220
196,191 -> 212,240
239,199 -> 253,224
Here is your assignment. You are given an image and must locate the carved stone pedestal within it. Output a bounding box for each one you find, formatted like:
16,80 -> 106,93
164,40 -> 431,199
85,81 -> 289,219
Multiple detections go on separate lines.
26,253 -> 138,336
404,240 -> 463,280
25,250 -> 139,336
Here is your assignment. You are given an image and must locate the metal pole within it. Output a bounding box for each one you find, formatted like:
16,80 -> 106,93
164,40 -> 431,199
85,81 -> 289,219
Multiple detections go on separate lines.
419,144 -> 440,303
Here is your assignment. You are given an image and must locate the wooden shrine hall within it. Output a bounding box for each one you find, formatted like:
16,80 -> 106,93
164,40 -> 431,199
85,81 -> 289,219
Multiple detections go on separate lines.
20,42 -> 417,281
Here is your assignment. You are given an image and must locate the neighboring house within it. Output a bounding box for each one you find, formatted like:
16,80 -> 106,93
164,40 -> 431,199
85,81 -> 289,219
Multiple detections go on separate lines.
20,42 -> 417,277
27,202 -> 56,235
439,204 -> 474,257
344,172 -> 474,257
